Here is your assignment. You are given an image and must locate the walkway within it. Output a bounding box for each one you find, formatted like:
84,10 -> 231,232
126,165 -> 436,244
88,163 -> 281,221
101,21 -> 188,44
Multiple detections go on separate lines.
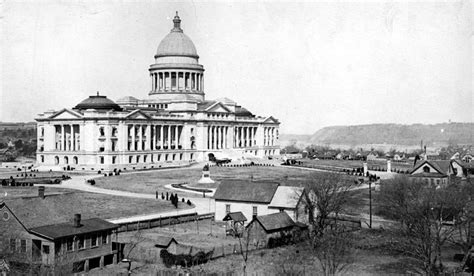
39,166 -> 216,224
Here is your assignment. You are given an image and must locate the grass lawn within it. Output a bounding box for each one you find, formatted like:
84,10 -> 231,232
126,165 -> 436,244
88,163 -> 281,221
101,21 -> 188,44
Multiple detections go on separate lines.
93,228 -> 431,275
0,187 -> 193,221
95,166 -> 361,195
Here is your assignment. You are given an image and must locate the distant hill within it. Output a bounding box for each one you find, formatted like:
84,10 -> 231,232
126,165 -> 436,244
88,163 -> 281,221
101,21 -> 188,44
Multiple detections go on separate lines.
308,123 -> 474,147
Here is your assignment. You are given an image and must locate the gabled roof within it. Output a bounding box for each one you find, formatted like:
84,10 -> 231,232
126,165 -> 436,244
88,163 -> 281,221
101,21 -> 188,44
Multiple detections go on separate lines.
197,101 -> 217,111
411,160 -> 452,176
262,116 -> 279,124
48,108 -> 84,119
125,109 -> 152,119
213,181 -> 279,204
30,218 -> 117,240
268,186 -> 304,210
205,101 -> 232,113
250,212 -> 295,233
223,211 -> 247,222
154,236 -> 179,248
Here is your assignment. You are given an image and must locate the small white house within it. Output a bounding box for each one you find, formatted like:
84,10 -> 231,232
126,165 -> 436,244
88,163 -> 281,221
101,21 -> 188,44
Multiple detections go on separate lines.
213,180 -> 309,224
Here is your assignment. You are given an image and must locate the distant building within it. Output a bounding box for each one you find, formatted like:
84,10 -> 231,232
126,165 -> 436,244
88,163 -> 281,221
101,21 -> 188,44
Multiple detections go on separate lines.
366,152 -> 379,161
213,181 -> 309,224
35,13 -> 280,171
0,191 -> 118,273
408,159 -> 474,185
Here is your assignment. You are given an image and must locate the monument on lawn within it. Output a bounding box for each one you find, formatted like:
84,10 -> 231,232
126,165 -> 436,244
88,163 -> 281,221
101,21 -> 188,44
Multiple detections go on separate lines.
198,164 -> 215,184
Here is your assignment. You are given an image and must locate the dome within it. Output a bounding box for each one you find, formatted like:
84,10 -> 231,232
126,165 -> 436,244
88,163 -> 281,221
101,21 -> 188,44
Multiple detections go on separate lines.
74,94 -> 122,111
116,96 -> 139,105
155,12 -> 198,58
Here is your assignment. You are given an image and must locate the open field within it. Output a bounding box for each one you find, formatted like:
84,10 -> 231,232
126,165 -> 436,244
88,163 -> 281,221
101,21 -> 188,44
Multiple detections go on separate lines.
94,165 -> 361,195
92,227 -> 463,275
297,159 -> 414,172
0,187 -> 193,220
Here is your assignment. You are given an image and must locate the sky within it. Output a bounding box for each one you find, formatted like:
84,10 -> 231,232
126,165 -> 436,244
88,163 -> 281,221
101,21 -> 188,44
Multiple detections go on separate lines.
1,1 -> 472,134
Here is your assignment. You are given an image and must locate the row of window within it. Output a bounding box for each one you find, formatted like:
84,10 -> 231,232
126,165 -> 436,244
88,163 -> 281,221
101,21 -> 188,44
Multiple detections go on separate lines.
207,113 -> 230,118
226,204 -> 259,219
9,238 -> 27,253
60,232 -> 109,253
148,104 -> 168,109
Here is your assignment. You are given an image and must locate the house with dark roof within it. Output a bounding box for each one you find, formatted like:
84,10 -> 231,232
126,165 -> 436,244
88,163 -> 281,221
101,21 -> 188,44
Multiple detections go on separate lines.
0,199 -> 118,273
213,180 -> 309,225
410,160 -> 455,186
246,212 -> 307,246
410,159 -> 474,186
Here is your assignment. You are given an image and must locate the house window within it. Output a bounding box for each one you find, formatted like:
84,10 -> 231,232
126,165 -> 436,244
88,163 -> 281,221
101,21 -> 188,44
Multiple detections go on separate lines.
99,156 -> 104,164
99,127 -> 105,137
67,238 -> 74,251
43,245 -> 50,254
423,166 -> 430,173
252,206 -> 258,218
112,156 -> 116,164
91,234 -> 98,247
129,156 -> 133,163
78,236 -> 85,250
40,155 -> 44,163
225,204 -> 230,214
10,238 -> 16,252
20,239 -> 26,253
102,233 -> 108,245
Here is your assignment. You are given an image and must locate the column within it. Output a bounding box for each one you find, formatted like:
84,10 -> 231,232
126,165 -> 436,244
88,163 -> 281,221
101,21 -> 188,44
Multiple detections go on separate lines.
201,74 -> 204,91
193,73 -> 197,90
160,125 -> 164,149
248,126 -> 252,147
69,124 -> 73,151
167,125 -> 171,149
175,125 -> 179,149
131,125 -> 136,151
146,124 -> 151,150
60,125 -> 64,151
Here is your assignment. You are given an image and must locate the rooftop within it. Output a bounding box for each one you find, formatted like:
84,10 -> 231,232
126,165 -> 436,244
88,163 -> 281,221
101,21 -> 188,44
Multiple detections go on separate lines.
251,212 -> 295,233
213,180 -> 279,204
268,186 -> 305,209
29,218 -> 117,240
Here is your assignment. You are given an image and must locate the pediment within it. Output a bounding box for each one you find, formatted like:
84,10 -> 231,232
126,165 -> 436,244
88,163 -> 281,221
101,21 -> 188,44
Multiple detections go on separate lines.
263,116 -> 279,124
49,109 -> 83,119
125,110 -> 151,120
206,102 -> 231,113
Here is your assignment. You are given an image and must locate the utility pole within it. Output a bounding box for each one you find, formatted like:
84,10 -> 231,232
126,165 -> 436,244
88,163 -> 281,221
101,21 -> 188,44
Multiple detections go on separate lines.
369,177 -> 372,229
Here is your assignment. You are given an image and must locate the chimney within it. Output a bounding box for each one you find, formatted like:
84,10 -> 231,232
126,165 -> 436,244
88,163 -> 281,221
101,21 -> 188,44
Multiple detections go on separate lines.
38,186 -> 45,199
73,214 -> 82,228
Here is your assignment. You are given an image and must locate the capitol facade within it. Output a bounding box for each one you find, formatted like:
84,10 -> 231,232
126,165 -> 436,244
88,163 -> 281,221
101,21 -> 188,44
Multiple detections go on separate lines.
36,13 -> 280,171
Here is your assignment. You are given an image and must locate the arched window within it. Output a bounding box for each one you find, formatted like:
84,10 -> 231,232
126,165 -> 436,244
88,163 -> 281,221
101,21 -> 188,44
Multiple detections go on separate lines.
64,156 -> 69,164
54,156 -> 59,165
73,156 -> 78,165
423,166 -> 430,173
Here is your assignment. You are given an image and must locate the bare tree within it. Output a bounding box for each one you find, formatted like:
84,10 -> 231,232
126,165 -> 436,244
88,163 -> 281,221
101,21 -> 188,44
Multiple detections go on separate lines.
378,176 -> 469,274
313,226 -> 355,275
231,221 -> 258,275
122,230 -> 147,274
301,172 -> 354,237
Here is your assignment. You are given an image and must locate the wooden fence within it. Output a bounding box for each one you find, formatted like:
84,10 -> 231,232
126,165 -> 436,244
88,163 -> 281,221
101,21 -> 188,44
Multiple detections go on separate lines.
115,212 -> 215,233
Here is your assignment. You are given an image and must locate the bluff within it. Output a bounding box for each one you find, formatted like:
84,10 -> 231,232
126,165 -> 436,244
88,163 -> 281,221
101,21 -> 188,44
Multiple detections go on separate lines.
309,123 -> 473,147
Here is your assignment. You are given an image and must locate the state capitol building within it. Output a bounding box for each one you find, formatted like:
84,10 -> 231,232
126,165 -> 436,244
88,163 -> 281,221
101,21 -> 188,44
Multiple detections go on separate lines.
36,13 -> 280,171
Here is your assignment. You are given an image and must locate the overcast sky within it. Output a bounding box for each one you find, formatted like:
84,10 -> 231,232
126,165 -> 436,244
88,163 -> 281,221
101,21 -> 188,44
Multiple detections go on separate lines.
1,1 -> 472,134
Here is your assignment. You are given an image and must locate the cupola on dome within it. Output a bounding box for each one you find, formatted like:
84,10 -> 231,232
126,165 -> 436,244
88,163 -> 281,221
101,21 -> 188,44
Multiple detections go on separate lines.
155,12 -> 198,58
74,93 -> 122,111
